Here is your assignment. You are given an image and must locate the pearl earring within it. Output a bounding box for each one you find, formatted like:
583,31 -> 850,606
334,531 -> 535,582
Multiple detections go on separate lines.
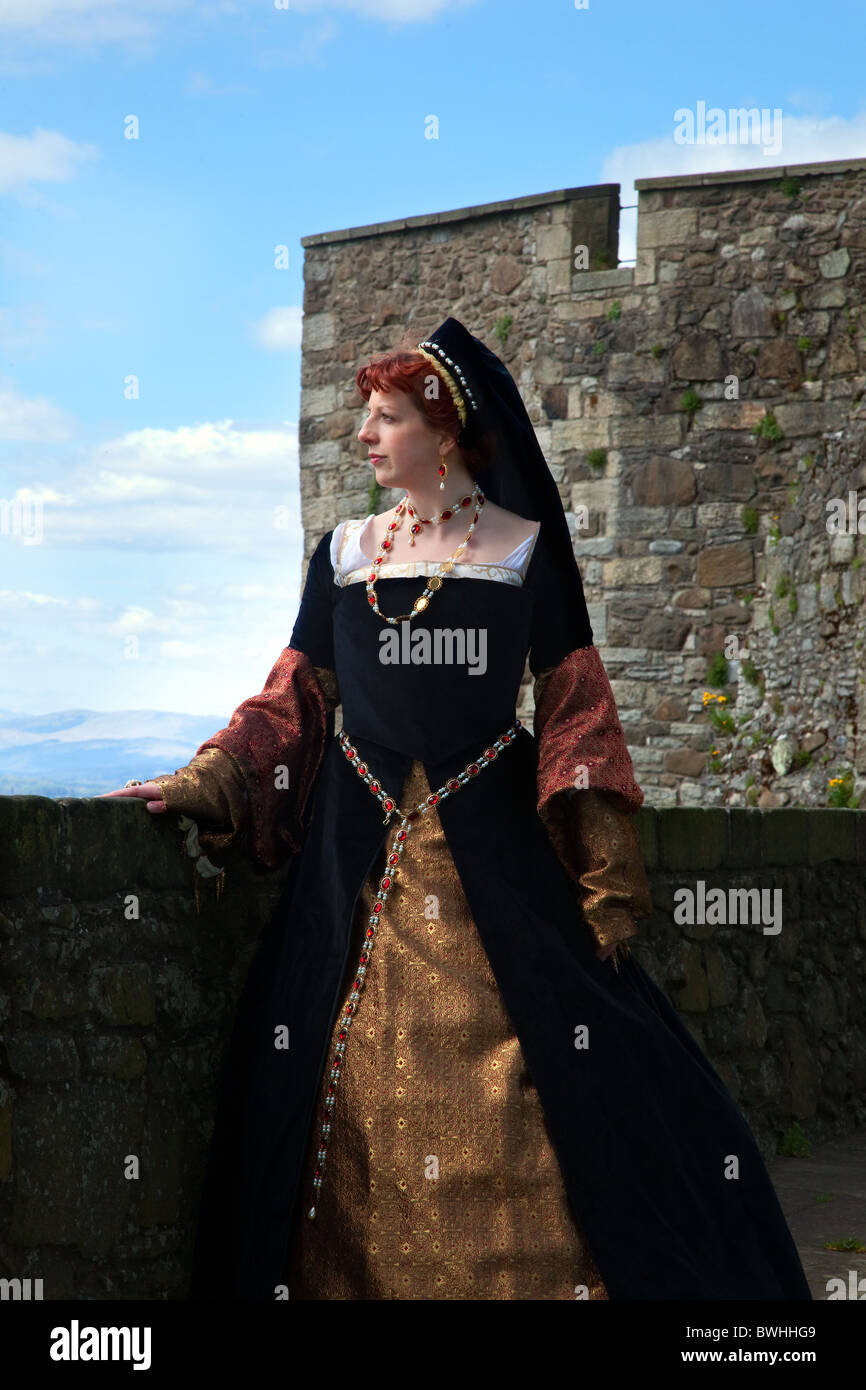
438,452 -> 447,490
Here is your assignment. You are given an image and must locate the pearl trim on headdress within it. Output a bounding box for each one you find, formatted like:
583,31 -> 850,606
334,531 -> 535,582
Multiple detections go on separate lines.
416,339 -> 479,426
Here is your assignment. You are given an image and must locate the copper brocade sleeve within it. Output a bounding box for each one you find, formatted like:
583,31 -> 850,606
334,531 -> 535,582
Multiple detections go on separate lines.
538,785 -> 653,950
152,653 -> 340,872
152,747 -> 248,864
533,646 -> 652,950
533,644 -> 644,817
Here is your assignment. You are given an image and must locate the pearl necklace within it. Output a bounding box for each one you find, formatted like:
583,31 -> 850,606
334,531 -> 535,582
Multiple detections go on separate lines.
365,485 -> 486,625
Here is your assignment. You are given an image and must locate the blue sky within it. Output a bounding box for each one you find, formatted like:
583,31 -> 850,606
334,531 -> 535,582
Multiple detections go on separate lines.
2,0 -> 865,722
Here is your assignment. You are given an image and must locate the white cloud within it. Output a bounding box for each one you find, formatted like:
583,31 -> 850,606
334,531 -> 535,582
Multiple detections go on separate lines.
255,17 -> 339,68
1,403 -> 307,555
158,640 -> 211,659
106,604 -> 182,636
0,0 -> 477,48
186,69 -> 253,97
0,588 -> 99,610
0,0 -> 480,119
10,486 -> 75,504
0,128 -> 99,196
0,574 -> 306,699
287,0 -> 477,19
80,418 -> 300,489
0,584 -> 287,640
86,471 -> 180,501
251,306 -> 303,352
601,108 -> 866,267
0,380 -> 76,442
787,89 -> 833,116
0,0 -> 192,43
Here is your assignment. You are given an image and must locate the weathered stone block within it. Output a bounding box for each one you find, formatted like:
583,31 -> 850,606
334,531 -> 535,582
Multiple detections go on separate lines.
696,543 -> 754,587
6,1035 -> 78,1082
82,1037 -> 148,1082
637,208 -> 698,250
631,457 -> 696,506
89,965 -> 155,1026
677,940 -> 709,1012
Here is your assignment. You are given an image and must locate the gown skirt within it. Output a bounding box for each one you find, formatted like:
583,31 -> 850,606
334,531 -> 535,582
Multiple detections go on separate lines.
285,757 -> 608,1300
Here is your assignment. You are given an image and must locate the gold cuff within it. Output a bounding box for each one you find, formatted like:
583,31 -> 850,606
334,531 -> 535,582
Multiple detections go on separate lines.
152,747 -> 248,862
571,788 -> 652,945
542,786 -> 652,951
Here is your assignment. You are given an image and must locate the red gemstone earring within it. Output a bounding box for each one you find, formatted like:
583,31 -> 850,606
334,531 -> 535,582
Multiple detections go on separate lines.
438,451 -> 448,490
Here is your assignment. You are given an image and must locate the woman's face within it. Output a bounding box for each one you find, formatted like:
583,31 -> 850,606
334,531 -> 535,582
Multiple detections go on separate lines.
358,387 -> 448,492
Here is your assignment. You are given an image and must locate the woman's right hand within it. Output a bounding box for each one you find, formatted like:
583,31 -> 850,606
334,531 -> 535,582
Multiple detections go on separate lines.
96,782 -> 168,814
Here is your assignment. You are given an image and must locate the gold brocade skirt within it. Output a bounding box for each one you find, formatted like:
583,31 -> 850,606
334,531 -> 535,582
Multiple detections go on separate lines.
285,758 -> 608,1300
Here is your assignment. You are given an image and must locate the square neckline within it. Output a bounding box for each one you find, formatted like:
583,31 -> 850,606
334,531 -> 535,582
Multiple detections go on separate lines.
357,513 -> 540,569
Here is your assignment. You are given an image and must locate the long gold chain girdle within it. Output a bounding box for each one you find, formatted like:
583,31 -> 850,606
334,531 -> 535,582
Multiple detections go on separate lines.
304,717 -> 523,1220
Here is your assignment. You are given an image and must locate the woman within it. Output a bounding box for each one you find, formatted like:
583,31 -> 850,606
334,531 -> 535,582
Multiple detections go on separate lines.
101,317 -> 811,1302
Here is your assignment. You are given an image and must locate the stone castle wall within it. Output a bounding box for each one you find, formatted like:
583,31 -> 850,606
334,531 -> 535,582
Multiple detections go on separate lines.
298,159 -> 866,811
1,793 -> 864,1296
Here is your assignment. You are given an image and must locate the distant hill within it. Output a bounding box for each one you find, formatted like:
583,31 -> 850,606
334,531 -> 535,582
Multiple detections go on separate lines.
0,708 -> 230,797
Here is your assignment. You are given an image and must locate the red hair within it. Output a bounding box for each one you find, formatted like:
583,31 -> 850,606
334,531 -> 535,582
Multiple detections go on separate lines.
355,342 -> 495,480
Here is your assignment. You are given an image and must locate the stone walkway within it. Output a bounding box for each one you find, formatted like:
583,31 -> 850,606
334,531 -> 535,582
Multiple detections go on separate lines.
769,1128 -> 866,1300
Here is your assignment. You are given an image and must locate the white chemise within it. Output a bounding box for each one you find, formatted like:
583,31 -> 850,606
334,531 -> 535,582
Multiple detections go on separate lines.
331,514 -> 541,589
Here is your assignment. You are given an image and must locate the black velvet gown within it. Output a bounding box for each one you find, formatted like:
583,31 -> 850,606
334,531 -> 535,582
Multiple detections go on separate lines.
185,529 -> 812,1302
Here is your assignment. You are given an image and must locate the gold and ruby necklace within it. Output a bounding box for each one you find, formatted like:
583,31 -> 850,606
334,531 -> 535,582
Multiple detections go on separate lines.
404,486 -> 477,541
365,484 -> 486,625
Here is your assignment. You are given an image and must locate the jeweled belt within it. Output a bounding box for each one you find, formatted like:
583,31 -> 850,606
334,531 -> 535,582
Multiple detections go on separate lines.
305,716 -> 523,1221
